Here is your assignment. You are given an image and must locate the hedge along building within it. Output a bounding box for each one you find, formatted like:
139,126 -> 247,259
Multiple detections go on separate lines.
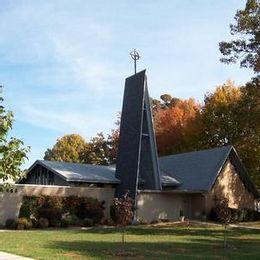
19,70 -> 259,222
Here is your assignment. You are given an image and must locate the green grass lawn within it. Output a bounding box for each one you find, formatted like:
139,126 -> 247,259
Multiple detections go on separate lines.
0,224 -> 259,259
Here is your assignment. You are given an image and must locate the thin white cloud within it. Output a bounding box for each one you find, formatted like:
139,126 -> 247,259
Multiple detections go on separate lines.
0,0 -> 126,140
20,104 -> 112,137
51,38 -> 116,95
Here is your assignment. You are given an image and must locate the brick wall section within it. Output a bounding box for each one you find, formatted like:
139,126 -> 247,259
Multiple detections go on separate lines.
207,160 -> 255,211
0,184 -> 115,225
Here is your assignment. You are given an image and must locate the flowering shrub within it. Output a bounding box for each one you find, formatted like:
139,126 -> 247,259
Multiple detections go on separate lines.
35,196 -> 63,210
63,196 -> 80,213
75,197 -> 105,222
38,218 -> 49,228
111,192 -> 134,244
18,203 -> 31,219
16,218 -> 32,230
37,208 -> 62,227
18,195 -> 106,228
112,192 -> 134,226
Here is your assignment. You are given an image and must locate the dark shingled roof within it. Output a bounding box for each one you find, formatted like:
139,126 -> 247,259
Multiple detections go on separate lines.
34,160 -> 119,184
159,145 -> 258,198
159,146 -> 232,191
27,146 -> 258,197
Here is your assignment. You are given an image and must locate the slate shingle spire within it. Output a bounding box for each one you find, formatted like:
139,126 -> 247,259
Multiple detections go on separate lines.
115,70 -> 161,200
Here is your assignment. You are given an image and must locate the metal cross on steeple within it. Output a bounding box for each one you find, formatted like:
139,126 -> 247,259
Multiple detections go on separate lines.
129,49 -> 140,74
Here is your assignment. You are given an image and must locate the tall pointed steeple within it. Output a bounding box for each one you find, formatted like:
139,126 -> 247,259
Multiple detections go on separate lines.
115,70 -> 161,200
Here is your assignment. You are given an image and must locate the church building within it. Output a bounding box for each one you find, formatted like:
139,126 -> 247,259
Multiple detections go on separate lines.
20,70 -> 259,222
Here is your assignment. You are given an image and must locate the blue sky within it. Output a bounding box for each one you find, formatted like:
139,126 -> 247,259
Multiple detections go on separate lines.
0,0 -> 254,168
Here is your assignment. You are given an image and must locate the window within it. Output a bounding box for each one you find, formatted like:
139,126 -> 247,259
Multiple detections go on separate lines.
35,170 -> 39,184
34,167 -> 51,185
35,167 -> 41,184
42,168 -> 48,185
48,172 -> 54,185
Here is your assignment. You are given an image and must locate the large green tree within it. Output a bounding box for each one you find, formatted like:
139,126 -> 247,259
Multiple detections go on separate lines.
219,0 -> 260,74
199,80 -> 260,189
44,131 -> 118,165
200,81 -> 241,147
44,134 -> 87,163
0,87 -> 29,186
81,133 -> 111,165
235,78 -> 260,188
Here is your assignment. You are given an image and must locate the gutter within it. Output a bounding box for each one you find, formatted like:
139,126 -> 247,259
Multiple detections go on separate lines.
138,189 -> 207,194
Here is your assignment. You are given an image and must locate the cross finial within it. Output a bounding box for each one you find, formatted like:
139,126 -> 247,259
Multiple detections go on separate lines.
129,49 -> 140,74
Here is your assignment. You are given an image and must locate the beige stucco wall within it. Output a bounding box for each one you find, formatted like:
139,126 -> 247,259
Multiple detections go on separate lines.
137,160 -> 256,222
137,191 -> 193,222
0,184 -> 115,225
137,192 -> 210,222
207,160 -> 255,211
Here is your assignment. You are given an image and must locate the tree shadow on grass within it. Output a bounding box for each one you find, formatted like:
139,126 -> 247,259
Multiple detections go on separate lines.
66,225 -> 260,238
47,238 -> 260,259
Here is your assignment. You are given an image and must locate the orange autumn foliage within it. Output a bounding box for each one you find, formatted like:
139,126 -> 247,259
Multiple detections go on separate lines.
153,97 -> 201,155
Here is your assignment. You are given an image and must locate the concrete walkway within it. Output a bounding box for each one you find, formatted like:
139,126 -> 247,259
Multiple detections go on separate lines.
0,252 -> 34,260
230,224 -> 260,230
190,220 -> 260,230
